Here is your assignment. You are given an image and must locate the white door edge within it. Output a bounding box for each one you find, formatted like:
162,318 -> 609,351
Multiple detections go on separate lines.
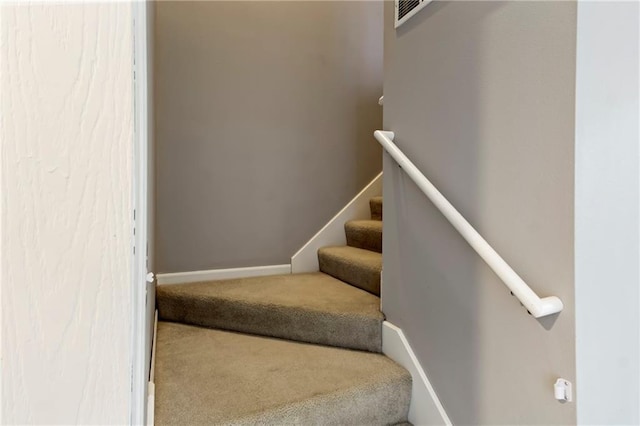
131,1 -> 151,424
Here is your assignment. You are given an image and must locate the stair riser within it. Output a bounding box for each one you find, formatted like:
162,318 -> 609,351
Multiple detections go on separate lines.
370,197 -> 383,221
157,295 -> 382,352
345,225 -> 382,253
318,254 -> 381,296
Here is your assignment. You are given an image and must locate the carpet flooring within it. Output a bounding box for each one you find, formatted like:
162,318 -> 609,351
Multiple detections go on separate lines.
155,197 -> 414,425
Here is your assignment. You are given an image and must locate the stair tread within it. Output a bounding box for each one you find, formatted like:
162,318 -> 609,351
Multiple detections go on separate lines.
346,219 -> 382,230
155,322 -> 411,426
345,219 -> 383,253
318,246 -> 382,295
157,272 -> 384,352
319,245 -> 382,266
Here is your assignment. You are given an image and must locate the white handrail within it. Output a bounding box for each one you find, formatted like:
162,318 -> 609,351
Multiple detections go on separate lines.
374,130 -> 563,318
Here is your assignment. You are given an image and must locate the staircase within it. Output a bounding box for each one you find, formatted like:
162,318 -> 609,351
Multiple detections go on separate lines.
154,196 -> 413,425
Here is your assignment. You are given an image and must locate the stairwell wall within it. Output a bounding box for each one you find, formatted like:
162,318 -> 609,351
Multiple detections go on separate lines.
154,1 -> 383,273
382,1 -> 577,424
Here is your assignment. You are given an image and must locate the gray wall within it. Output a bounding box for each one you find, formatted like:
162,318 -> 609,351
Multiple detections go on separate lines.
382,2 -> 577,424
155,1 -> 383,273
575,2 -> 639,423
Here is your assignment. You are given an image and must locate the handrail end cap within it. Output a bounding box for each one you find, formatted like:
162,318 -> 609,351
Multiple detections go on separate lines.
531,296 -> 564,318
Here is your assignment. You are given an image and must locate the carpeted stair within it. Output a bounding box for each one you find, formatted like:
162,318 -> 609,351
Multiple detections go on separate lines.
155,196 -> 413,425
318,246 -> 382,295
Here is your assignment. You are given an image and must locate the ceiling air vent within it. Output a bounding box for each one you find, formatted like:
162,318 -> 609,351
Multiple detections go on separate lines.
395,0 -> 432,28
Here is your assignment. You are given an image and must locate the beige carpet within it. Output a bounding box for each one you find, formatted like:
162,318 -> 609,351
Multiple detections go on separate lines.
318,246 -> 382,296
345,219 -> 383,253
155,322 -> 411,425
155,197 -> 413,425
370,196 -> 383,221
157,272 -> 384,352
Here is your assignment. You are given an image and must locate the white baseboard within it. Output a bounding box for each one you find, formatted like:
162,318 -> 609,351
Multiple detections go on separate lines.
146,381 -> 155,426
382,321 -> 452,426
291,172 -> 383,273
150,310 -> 158,382
147,310 -> 158,426
156,264 -> 292,286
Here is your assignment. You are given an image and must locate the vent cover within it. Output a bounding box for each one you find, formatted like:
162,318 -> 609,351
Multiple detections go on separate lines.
395,0 -> 432,28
